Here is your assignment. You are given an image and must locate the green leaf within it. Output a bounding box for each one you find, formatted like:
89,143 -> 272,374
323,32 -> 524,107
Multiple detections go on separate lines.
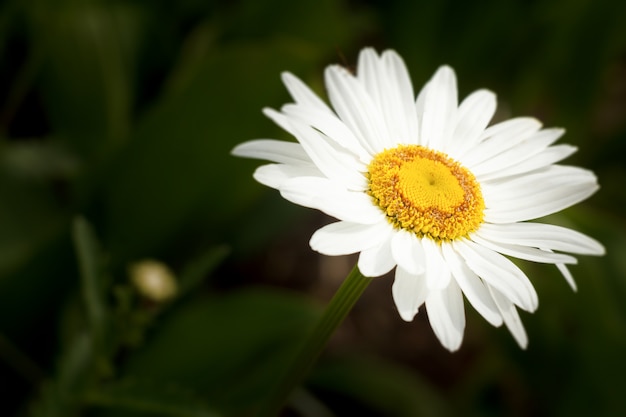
29,332 -> 95,417
32,1 -> 138,157
98,38 -> 329,260
0,175 -> 67,280
177,244 -> 230,296
308,355 -> 451,417
71,216 -> 110,357
85,378 -> 221,417
1,140 -> 80,180
218,0 -> 371,46
121,288 -> 320,416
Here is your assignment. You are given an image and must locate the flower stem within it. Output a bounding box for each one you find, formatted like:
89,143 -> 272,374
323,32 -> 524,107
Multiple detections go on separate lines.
257,264 -> 372,417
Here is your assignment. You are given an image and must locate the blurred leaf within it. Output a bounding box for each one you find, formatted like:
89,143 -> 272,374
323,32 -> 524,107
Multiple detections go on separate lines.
86,378 -> 221,417
72,217 -> 109,351
121,288 -> 321,416
31,1 -> 138,157
308,355 -> 451,417
1,139 -> 79,180
92,0 -> 371,262
0,0 -> 624,416
29,332 -> 95,417
218,0 -> 371,46
288,388 -> 334,417
0,174 -> 67,279
56,332 -> 95,404
177,244 -> 230,296
98,39 -> 329,261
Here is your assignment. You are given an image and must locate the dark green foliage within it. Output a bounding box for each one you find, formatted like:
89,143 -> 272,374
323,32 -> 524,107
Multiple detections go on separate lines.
1,0 -> 625,416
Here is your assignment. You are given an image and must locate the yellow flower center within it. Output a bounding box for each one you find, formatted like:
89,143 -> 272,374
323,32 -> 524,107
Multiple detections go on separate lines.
367,145 -> 484,241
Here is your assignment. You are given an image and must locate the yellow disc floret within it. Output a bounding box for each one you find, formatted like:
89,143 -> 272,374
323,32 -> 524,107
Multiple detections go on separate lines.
367,145 -> 484,241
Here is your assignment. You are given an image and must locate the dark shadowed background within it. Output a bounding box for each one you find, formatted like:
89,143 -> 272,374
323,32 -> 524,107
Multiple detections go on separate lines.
1,0 -> 625,416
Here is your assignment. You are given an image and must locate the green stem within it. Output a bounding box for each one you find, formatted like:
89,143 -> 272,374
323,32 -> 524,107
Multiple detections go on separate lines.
257,264 -> 372,417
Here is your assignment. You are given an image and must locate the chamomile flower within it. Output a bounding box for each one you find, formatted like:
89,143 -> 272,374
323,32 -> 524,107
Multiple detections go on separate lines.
232,48 -> 604,351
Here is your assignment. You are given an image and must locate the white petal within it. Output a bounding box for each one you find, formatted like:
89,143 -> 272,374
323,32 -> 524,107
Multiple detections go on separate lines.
253,164 -> 322,188
358,233 -> 396,277
426,280 -> 465,352
281,71 -> 331,113
483,164 -> 595,195
392,267 -> 428,321
488,285 -> 528,348
382,50 -> 420,143
441,244 -> 503,327
357,48 -> 419,145
479,116 -> 542,141
310,221 -> 388,256
470,233 -> 578,264
419,66 -> 458,149
232,139 -> 310,165
357,48 -> 387,116
325,65 -> 390,154
422,238 -> 451,289
263,107 -> 297,136
471,128 -> 567,178
463,117 -> 542,168
483,167 -> 599,223
391,229 -> 425,275
556,262 -> 577,291
453,239 -> 538,312
281,104 -> 370,162
414,76 -> 429,133
446,89 -> 496,158
476,222 -> 605,256
478,144 -> 577,181
279,177 -> 384,224
287,119 -> 367,191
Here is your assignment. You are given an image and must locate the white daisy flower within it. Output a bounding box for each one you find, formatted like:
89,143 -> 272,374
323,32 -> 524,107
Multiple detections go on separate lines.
232,48 -> 605,351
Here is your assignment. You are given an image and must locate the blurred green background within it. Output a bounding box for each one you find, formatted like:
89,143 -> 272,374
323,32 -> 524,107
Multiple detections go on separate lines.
1,0 -> 625,416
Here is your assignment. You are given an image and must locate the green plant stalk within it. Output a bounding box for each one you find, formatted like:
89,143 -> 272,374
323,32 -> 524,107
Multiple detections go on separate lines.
256,264 -> 372,417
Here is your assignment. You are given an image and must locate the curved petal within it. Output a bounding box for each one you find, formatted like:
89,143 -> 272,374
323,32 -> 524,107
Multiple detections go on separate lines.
478,144 -> 577,181
253,163 -> 322,188
483,166 -> 599,223
463,117 -> 542,168
263,107 -> 297,136
476,222 -> 605,256
281,104 -> 370,162
488,284 -> 528,348
357,48 -> 419,145
441,243 -> 502,327
358,232 -> 396,277
325,65 -> 391,154
310,221 -> 388,256
288,119 -> 367,190
419,66 -> 458,149
382,50 -> 420,143
392,267 -> 428,321
279,177 -> 385,224
281,71 -> 332,113
425,279 -> 465,352
470,233 -> 578,264
414,76 -> 429,132
232,139 -> 310,165
453,239 -> 538,312
471,128 -> 567,178
391,229 -> 426,275
446,89 -> 496,158
422,238 -> 451,289
556,262 -> 577,291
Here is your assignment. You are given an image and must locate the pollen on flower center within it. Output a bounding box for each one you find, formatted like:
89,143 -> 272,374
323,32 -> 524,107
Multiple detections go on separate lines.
367,145 -> 484,241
